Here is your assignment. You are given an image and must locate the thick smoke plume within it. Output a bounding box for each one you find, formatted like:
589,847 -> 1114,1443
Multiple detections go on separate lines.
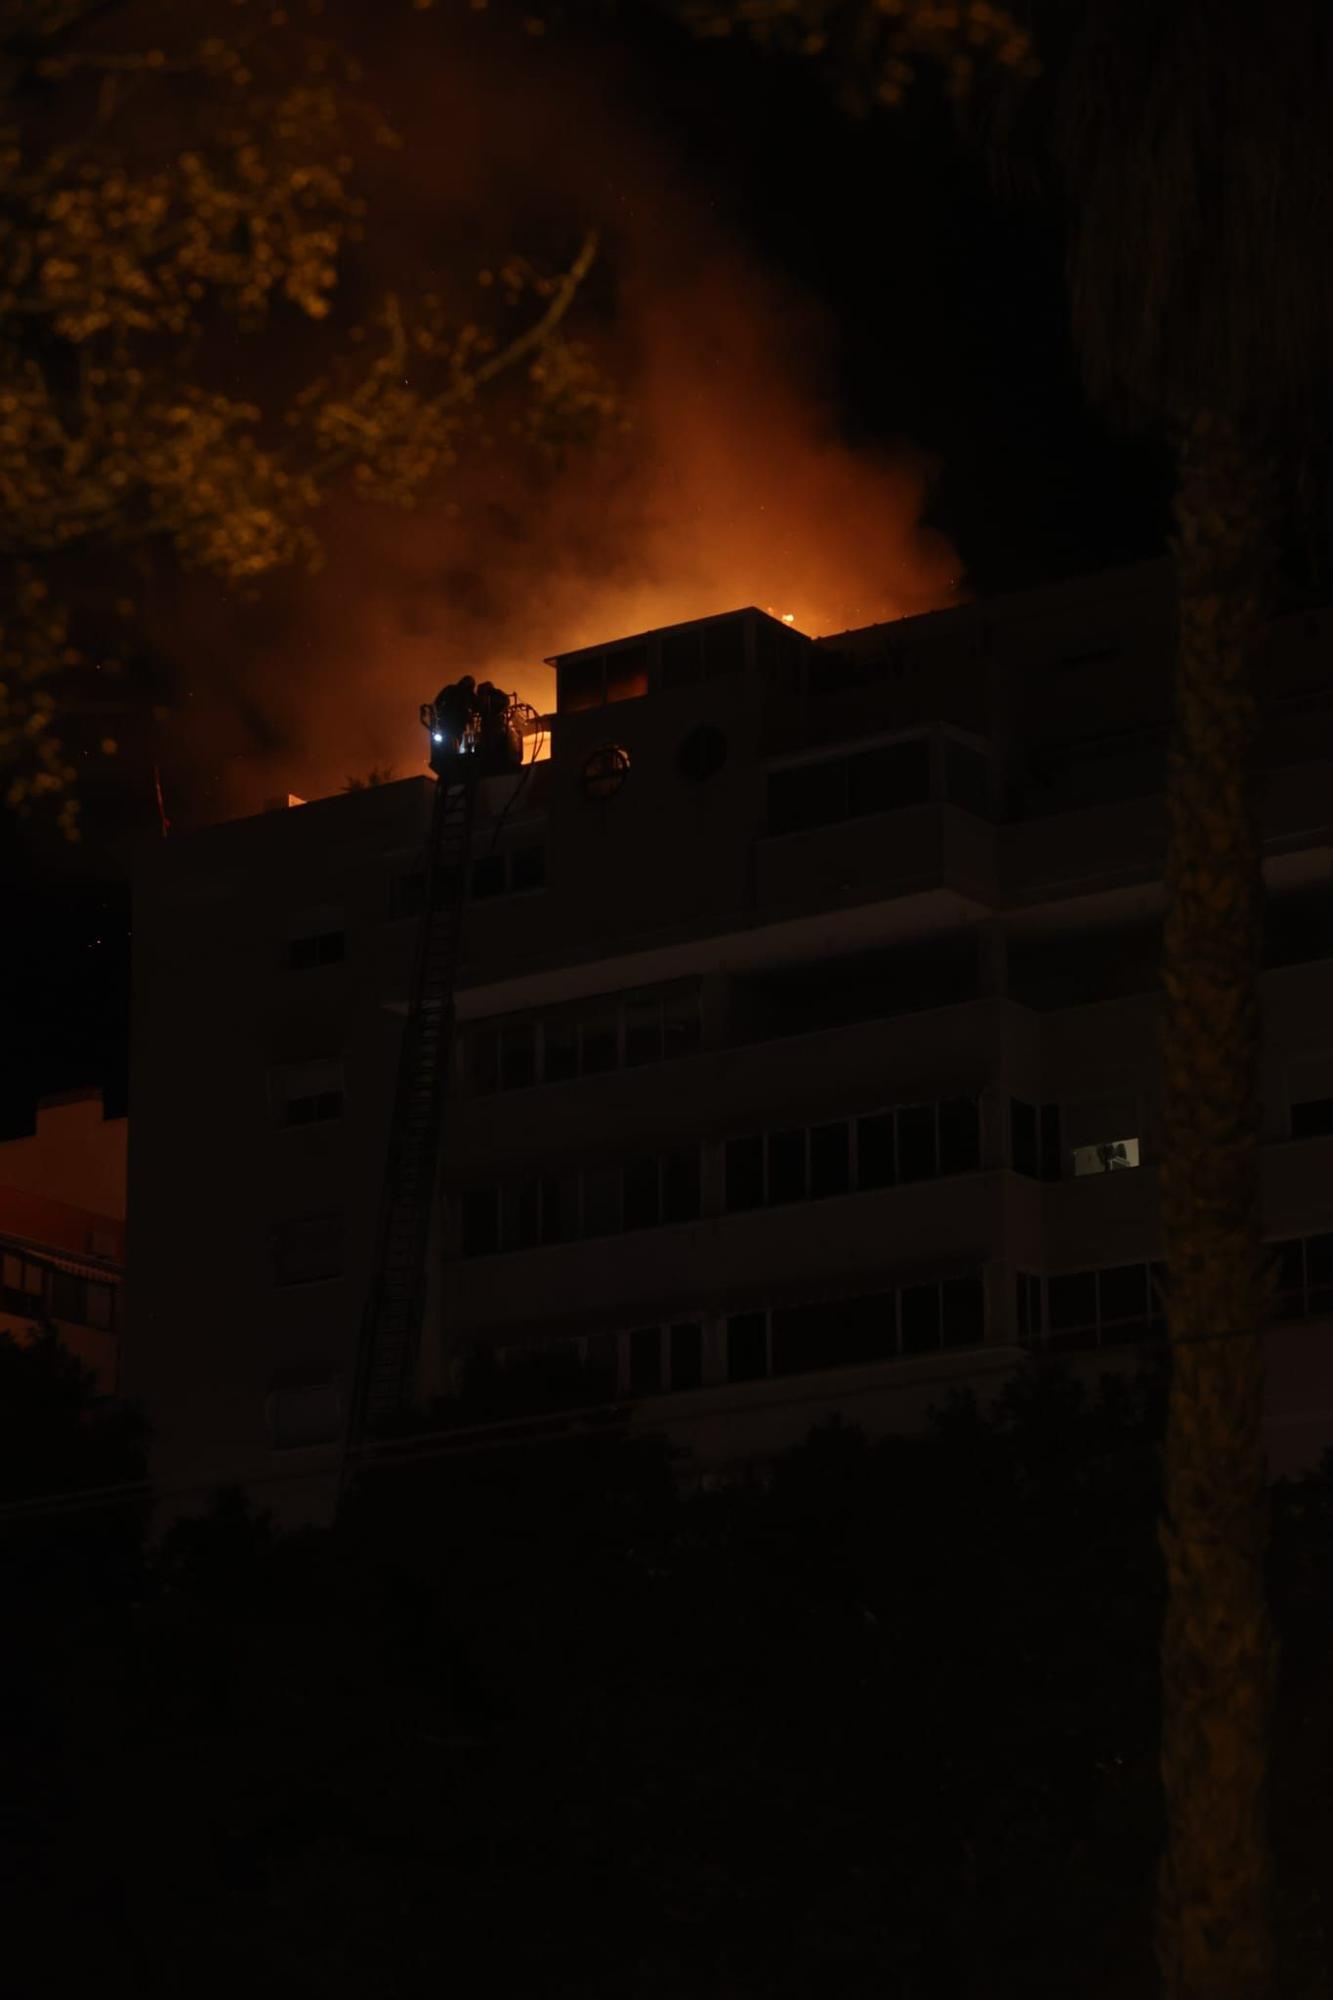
163,10 -> 959,814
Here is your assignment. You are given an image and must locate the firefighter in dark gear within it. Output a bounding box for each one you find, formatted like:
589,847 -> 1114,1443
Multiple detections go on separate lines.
433,674 -> 477,750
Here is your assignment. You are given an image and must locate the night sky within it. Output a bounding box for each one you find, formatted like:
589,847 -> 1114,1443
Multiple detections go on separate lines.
5,0 -> 1173,1117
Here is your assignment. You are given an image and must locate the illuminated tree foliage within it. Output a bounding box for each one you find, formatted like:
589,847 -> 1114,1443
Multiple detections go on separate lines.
0,0 -> 607,834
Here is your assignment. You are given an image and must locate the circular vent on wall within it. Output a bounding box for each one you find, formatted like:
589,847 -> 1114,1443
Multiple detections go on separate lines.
676,723 -> 728,782
580,742 -> 631,802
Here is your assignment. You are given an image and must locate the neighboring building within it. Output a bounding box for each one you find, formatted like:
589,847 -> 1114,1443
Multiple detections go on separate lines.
0,1089 -> 126,1392
125,561 -> 1333,1523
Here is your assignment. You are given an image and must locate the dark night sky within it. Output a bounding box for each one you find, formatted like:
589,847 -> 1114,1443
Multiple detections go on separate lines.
6,1 -> 1173,1117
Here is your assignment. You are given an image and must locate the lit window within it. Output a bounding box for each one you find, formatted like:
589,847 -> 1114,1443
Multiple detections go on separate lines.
1071,1137 -> 1140,1176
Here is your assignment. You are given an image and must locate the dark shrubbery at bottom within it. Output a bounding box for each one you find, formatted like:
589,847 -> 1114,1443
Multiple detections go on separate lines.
4,1342 -> 1333,1997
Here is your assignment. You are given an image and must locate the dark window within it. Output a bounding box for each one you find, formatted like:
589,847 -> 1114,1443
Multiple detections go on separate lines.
702,620 -> 746,679
543,1019 -> 578,1084
941,1274 -> 984,1348
767,1129 -> 807,1205
624,993 -> 663,1067
539,1173 -> 580,1246
558,655 -> 604,712
510,845 -> 546,893
726,1135 -> 765,1211
50,1270 -> 87,1323
623,1157 -> 661,1231
663,1150 -> 701,1224
899,1283 -> 941,1354
767,758 -> 847,835
580,1013 -> 618,1075
662,630 -> 702,688
500,1180 -> 541,1252
290,931 -> 345,970
1308,1233 -> 1333,1315
272,1211 -> 344,1287
1274,1239 -> 1306,1317
500,1024 -> 537,1091
810,1121 -> 851,1198
1149,1261 -> 1169,1336
470,1028 -> 499,1094
583,1167 -> 621,1237
677,724 -> 729,782
668,1322 -> 703,1391
1016,1271 -> 1041,1342
471,853 -> 506,899
1292,1097 -> 1333,1139
847,737 -> 931,817
604,644 -> 650,704
1040,1103 -> 1063,1182
727,1312 -> 768,1382
857,1112 -> 896,1188
1099,1263 -> 1149,1326
284,1090 -> 343,1127
938,1098 -> 980,1175
770,1302 -> 823,1376
896,1104 -> 937,1182
629,1326 -> 663,1394
390,871 -> 426,921
461,1188 -> 500,1258
1011,1098 -> 1038,1178
663,989 -> 702,1060
944,740 -> 991,817
1047,1270 -> 1098,1343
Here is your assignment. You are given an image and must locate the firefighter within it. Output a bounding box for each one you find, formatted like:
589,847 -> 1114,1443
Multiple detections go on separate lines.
432,674 -> 478,750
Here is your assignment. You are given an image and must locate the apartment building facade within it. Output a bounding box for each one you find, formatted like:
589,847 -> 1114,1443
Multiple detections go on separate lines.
125,561 -> 1333,1522
0,1089 -> 127,1392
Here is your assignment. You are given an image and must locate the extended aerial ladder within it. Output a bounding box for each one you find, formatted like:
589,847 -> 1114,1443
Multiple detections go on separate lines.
341,681 -> 536,1489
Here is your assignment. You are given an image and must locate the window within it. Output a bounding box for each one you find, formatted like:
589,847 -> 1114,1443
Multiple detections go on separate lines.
50,1269 -> 87,1323
1067,1096 -> 1140,1176
510,844 -> 546,892
896,1103 -> 937,1182
1041,1263 -> 1162,1350
501,1180 -> 542,1253
603,644 -> 650,705
766,736 -> 931,836
543,1017 -> 578,1084
668,1322 -> 703,1391
272,1211 -> 344,1287
623,1156 -> 661,1230
624,991 -> 663,1067
847,738 -> 931,816
471,853 -> 506,899
1292,1097 -> 1333,1139
938,1098 -> 981,1176
275,1058 -> 344,1129
500,1024 -> 537,1091
810,1122 -> 851,1198
1015,1270 -> 1043,1343
1273,1234 -> 1333,1319
2,1252 -> 45,1319
857,1112 -> 895,1189
899,1282 -> 942,1355
289,931 -> 345,971
1010,1099 -> 1063,1181
1071,1137 -> 1140,1176
725,1134 -> 765,1210
558,654 -> 605,712
469,847 -> 546,899
767,1129 -> 807,1204
580,1010 -> 618,1075
629,1325 -> 663,1393
582,1166 -> 621,1237
461,1187 -> 501,1258
539,1172 -> 580,1246
944,738 -> 992,817
727,1312 -> 768,1382
677,724 -> 728,782
270,1376 -> 341,1451
662,1150 -> 701,1224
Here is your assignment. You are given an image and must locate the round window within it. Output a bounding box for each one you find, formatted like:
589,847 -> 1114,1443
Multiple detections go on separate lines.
580,743 -> 631,802
676,723 -> 728,783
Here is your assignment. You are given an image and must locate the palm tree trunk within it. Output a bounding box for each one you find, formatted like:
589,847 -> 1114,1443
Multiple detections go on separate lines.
1157,408 -> 1276,2000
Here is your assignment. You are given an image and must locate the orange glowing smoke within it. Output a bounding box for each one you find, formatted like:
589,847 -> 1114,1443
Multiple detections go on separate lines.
164,12 -> 961,813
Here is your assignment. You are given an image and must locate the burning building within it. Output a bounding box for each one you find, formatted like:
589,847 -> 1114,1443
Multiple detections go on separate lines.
124,560 -> 1333,1524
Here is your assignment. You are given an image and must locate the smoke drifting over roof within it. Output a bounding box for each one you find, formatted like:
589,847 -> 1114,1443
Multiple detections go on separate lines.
161,7 -> 959,815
